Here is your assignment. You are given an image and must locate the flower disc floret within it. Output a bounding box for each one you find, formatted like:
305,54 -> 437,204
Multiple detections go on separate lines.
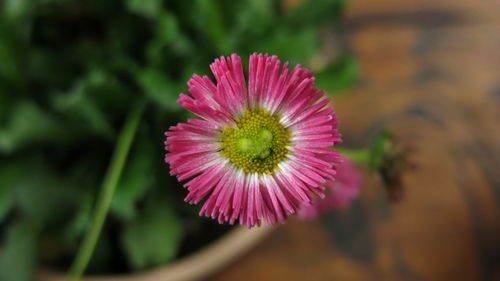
219,108 -> 291,175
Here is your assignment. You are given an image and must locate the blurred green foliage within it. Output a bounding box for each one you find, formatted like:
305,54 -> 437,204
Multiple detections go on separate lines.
0,0 -> 356,278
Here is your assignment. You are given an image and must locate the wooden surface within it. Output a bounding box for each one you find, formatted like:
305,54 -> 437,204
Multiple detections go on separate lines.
210,0 -> 500,280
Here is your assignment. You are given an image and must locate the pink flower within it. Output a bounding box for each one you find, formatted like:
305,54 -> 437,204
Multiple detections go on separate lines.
298,158 -> 361,219
165,53 -> 342,227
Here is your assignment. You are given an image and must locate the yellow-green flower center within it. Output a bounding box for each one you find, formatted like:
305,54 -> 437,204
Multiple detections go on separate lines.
219,108 -> 291,175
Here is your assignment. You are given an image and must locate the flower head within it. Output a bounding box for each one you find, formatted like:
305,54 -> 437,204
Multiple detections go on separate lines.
165,53 -> 341,227
298,158 -> 361,219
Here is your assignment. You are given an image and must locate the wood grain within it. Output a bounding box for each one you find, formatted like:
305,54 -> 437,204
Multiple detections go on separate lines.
209,0 -> 500,280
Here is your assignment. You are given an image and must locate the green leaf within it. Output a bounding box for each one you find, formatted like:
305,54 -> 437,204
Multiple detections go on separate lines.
0,161 -> 24,222
121,197 -> 183,270
137,69 -> 183,112
369,130 -> 392,171
254,28 -> 320,64
0,183 -> 13,222
63,195 -> 93,248
155,12 -> 179,45
314,56 -> 359,95
285,0 -> 345,27
126,0 -> 163,19
195,0 -> 231,53
15,163 -> 83,224
52,70 -> 117,138
230,0 -> 276,39
146,12 -> 187,64
3,0 -> 32,20
0,220 -> 39,281
0,20 -> 24,84
111,138 -> 153,220
0,102 -> 71,153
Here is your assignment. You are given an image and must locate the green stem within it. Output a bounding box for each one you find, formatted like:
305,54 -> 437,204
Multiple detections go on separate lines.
333,147 -> 370,166
67,100 -> 146,281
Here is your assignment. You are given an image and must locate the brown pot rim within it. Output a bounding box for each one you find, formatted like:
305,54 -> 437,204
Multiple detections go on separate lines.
37,225 -> 274,281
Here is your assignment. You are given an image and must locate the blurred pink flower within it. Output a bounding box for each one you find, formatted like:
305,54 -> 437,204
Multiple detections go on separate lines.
298,158 -> 361,219
165,53 -> 342,227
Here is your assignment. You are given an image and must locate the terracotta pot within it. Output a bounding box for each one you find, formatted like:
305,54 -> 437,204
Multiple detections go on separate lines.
37,226 -> 273,281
